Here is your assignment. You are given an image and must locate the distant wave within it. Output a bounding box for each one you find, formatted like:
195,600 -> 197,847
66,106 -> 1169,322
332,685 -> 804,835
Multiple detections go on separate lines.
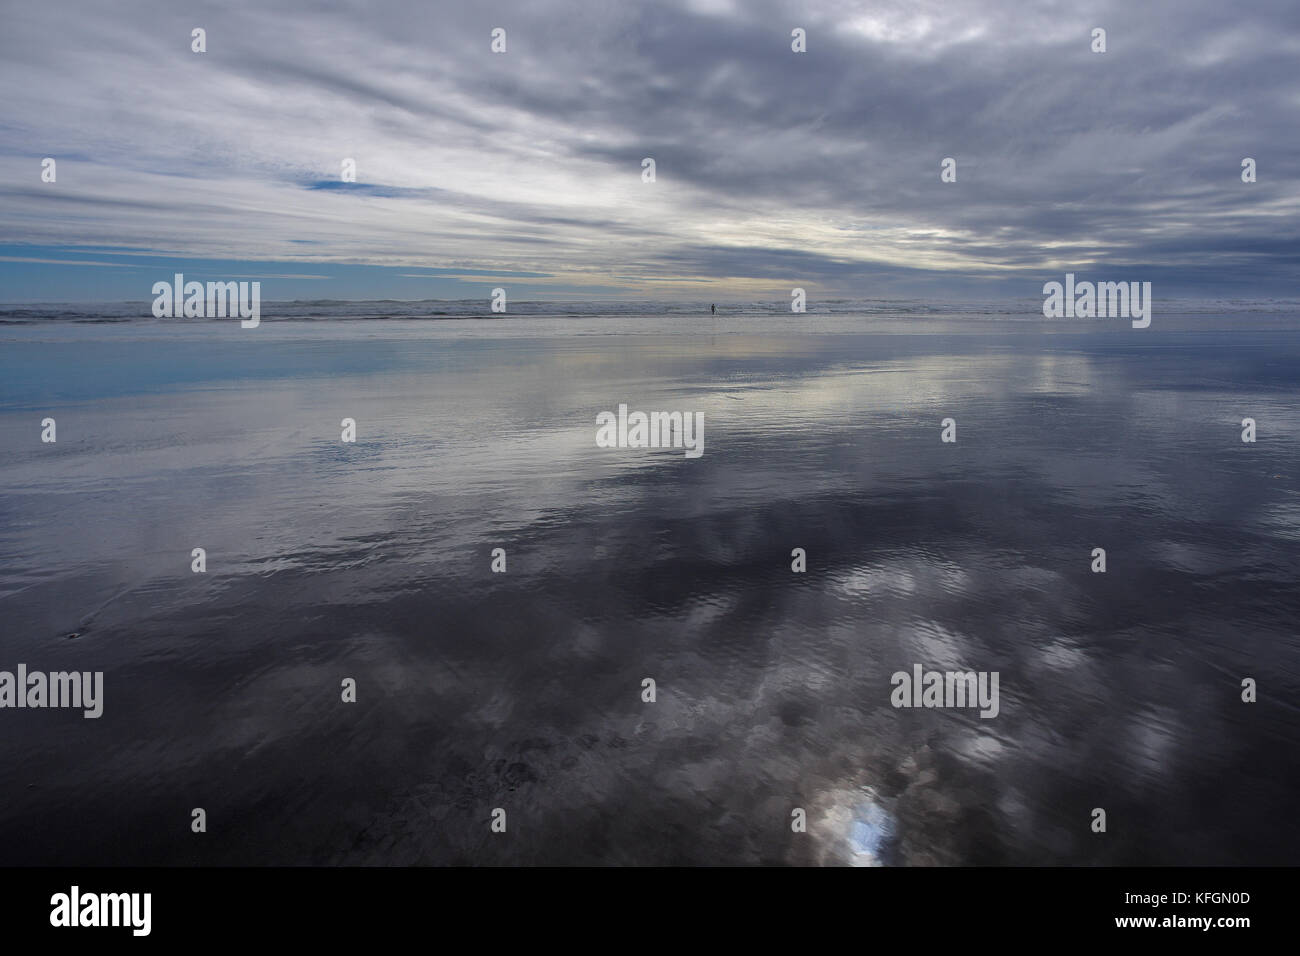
2,297 -> 1298,322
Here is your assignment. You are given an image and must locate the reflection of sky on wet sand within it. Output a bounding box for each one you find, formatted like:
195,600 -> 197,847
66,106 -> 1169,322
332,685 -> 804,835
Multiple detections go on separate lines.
0,314 -> 1298,864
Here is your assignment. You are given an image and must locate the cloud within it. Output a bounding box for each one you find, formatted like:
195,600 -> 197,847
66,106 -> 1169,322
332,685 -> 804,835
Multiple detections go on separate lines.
0,0 -> 1297,298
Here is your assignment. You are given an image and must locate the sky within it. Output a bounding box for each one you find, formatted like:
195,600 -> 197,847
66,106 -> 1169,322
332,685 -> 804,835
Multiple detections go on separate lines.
1,0 -> 1298,303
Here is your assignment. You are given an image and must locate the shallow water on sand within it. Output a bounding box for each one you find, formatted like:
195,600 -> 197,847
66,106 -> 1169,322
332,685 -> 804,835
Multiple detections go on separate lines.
1,312 -> 1298,864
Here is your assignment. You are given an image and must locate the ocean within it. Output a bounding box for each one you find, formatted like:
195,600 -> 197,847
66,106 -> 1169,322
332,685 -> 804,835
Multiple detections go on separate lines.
1,301 -> 1297,864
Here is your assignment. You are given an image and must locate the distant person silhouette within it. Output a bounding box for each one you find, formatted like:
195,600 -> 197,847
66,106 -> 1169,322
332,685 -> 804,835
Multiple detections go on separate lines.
711,304 -> 715,315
